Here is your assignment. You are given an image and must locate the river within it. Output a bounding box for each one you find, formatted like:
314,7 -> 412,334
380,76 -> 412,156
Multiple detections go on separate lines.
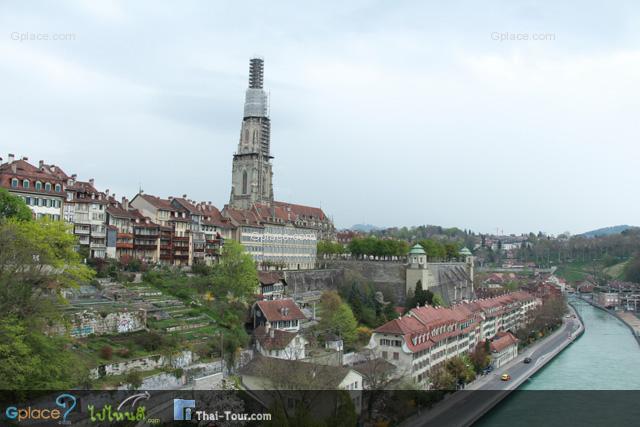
476,298 -> 640,426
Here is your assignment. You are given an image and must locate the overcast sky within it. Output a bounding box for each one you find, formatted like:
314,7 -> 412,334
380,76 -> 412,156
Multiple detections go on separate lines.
2,1 -> 639,235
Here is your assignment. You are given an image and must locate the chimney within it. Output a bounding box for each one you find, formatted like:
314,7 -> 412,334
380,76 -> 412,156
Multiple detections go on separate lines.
105,189 -> 110,197
182,194 -> 187,198
22,156 -> 28,161
89,178 -> 95,186
39,160 -> 44,169
122,197 -> 129,210
8,153 -> 14,163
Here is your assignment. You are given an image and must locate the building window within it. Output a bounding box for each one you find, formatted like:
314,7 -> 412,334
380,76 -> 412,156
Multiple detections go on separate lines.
55,184 -> 61,192
382,351 -> 388,360
242,171 -> 248,194
23,179 -> 29,188
35,181 -> 42,190
11,178 -> 18,188
393,352 -> 399,360
45,182 -> 51,192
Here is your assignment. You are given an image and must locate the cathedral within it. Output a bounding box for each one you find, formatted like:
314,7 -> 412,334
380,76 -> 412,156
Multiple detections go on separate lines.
223,58 -> 335,270
229,58 -> 274,210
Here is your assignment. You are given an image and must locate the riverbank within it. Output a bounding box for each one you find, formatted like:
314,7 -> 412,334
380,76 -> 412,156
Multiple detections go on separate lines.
574,294 -> 640,346
400,304 -> 584,427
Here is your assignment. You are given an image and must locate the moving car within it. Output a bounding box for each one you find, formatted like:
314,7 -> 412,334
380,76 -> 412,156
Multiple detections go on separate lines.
501,373 -> 511,381
524,357 -> 532,364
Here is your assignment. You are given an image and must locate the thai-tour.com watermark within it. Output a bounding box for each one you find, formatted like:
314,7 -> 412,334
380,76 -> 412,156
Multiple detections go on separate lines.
174,398 -> 272,423
490,31 -> 556,42
9,31 -> 76,42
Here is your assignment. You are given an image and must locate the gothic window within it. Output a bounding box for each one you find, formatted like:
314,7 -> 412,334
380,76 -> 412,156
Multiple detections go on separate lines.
242,171 -> 248,194
252,129 -> 258,144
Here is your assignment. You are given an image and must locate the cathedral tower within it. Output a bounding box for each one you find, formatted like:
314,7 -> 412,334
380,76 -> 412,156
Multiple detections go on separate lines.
229,57 -> 274,209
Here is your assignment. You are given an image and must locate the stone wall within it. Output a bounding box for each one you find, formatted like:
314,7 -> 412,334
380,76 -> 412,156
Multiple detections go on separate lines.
322,260 -> 407,303
55,309 -> 147,337
284,268 -> 344,297
284,260 -> 474,306
90,350 -> 194,379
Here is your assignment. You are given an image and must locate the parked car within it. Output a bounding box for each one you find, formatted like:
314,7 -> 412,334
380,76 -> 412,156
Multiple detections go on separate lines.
524,357 -> 532,364
501,373 -> 511,381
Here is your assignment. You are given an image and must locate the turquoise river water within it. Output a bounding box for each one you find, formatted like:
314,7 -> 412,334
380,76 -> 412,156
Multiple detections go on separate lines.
476,297 -> 640,426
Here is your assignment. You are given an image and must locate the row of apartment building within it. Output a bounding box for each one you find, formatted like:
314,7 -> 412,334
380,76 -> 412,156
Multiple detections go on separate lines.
0,154 -> 331,268
368,291 -> 539,384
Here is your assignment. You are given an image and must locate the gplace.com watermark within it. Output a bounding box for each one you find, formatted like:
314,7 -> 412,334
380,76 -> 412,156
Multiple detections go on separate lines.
490,31 -> 556,42
9,31 -> 76,42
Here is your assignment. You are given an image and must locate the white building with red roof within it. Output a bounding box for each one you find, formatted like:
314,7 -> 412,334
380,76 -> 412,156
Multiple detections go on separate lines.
252,299 -> 306,332
369,291 -> 539,385
489,331 -> 518,368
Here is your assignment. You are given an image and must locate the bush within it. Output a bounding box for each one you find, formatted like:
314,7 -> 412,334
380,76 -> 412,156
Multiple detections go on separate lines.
192,263 -> 213,276
117,348 -> 131,358
100,345 -> 113,360
135,332 -> 162,352
124,370 -> 143,390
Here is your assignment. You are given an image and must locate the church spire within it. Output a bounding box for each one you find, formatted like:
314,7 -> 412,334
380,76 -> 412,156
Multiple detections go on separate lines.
229,57 -> 274,209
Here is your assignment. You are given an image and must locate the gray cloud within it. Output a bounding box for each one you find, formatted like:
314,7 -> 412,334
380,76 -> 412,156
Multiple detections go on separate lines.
1,0 -> 639,235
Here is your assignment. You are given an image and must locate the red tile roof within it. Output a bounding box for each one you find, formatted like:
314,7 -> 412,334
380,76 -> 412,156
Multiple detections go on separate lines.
273,201 -> 327,221
254,325 -> 297,350
373,291 -> 535,353
490,332 -> 518,353
137,193 -> 174,210
255,299 -> 306,322
258,271 -> 284,285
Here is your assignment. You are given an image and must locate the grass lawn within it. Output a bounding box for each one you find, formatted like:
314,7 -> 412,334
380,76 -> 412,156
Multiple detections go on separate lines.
555,261 -> 592,282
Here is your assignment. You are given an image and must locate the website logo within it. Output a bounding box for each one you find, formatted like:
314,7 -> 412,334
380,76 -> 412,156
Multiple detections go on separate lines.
173,399 -> 196,421
5,393 -> 76,423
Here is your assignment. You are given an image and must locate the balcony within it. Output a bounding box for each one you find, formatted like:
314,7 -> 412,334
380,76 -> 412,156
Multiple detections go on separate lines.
90,241 -> 106,249
116,242 -> 134,249
74,227 -> 90,235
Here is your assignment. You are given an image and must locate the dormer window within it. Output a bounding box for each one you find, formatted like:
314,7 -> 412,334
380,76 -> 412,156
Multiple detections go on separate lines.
11,178 -> 18,188
45,182 -> 51,192
35,181 -> 42,190
55,184 -> 61,192
22,179 -> 29,188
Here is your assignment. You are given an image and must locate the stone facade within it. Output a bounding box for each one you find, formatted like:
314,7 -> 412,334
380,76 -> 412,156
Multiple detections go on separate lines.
90,350 -> 194,379
229,58 -> 273,210
56,309 -> 147,337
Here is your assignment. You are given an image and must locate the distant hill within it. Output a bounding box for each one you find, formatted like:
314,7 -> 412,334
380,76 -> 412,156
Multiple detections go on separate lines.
580,225 -> 636,238
351,224 -> 383,232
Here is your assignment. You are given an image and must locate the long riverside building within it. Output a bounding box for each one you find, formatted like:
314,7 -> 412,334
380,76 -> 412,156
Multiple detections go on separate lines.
368,291 -> 540,385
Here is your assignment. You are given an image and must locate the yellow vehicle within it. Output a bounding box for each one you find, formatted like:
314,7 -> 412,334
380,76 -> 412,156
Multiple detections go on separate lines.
501,373 -> 511,381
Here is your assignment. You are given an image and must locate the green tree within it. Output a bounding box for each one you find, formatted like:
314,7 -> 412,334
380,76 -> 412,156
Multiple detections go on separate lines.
0,316 -> 81,389
624,254 -> 640,283
432,293 -> 445,307
211,240 -> 258,302
0,188 -> 32,221
0,218 -> 93,318
429,366 -> 456,390
319,291 -> 358,345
